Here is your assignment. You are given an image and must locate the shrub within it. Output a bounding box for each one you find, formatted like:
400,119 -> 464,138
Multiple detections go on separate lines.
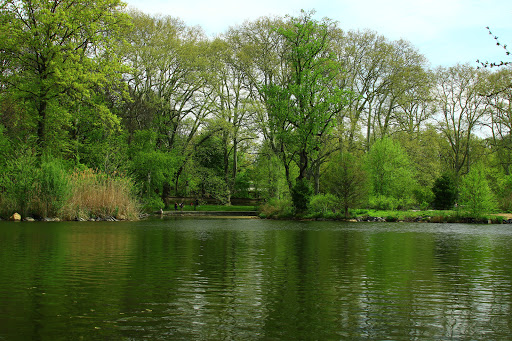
353,209 -> 369,215
37,156 -> 71,217
260,198 -> 294,219
1,150 -> 40,217
368,195 -> 398,211
308,193 -> 339,215
385,215 -> 398,222
141,196 -> 164,212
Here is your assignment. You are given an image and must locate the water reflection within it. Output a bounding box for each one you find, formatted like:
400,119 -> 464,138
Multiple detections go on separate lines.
1,220 -> 512,339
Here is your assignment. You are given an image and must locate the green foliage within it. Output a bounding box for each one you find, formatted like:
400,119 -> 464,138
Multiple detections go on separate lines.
308,193 -> 339,215
128,130 -> 181,205
0,150 -> 40,217
260,198 -> 294,219
432,174 -> 457,210
198,172 -> 230,204
323,151 -> 367,217
365,137 -> 417,204
496,173 -> 512,212
261,10 -> 349,181
0,151 -> 71,218
1,0 -> 130,153
234,171 -> 252,198
291,178 -> 312,213
394,129 -> 443,207
38,156 -> 71,217
0,9 -> 509,221
250,148 -> 290,201
368,195 -> 399,211
141,196 -> 165,211
459,163 -> 496,216
191,135 -> 230,203
73,99 -> 127,174
0,125 -> 11,167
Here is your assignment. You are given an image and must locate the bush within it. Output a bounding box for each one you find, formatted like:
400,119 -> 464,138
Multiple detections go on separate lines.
260,198 -> 294,219
37,156 -> 71,217
1,150 -> 40,217
308,193 -> 339,215
368,195 -> 399,210
353,209 -> 369,215
141,196 -> 164,212
385,215 -> 398,222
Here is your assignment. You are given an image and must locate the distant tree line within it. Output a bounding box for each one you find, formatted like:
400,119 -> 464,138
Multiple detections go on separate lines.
0,1 -> 510,218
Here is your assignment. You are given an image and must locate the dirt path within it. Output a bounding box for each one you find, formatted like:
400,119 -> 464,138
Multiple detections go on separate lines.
493,213 -> 512,219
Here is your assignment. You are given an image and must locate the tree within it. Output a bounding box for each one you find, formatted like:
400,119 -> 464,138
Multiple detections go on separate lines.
0,0 -> 129,153
208,38 -> 257,203
459,162 -> 496,216
264,11 -> 348,180
190,134 -> 229,203
365,137 -> 416,208
434,64 -> 487,181
121,11 -> 217,197
480,68 -> 512,174
432,174 -> 457,210
128,130 -> 181,208
255,11 -> 349,212
330,30 -> 432,151
323,151 -> 367,217
394,127 -> 444,205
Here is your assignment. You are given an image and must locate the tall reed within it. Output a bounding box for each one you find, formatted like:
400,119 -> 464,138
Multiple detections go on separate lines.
61,168 -> 139,220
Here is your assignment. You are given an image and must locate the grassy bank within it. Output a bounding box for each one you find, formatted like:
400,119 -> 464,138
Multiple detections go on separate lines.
351,209 -> 506,223
258,200 -> 509,223
165,205 -> 258,212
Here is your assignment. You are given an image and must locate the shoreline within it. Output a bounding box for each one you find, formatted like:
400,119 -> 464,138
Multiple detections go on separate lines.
4,211 -> 512,224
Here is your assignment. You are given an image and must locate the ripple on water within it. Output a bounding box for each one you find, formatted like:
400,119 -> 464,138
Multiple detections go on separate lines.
2,220 -> 512,340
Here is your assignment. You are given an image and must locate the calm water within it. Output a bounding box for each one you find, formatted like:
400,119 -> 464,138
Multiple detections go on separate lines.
1,218 -> 512,340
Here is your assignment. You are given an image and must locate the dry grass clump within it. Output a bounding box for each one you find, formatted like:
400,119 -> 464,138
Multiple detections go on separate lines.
61,169 -> 139,221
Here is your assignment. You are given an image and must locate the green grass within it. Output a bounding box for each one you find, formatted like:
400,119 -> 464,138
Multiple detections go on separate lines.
355,209 -> 504,223
360,209 -> 458,220
172,205 -> 259,212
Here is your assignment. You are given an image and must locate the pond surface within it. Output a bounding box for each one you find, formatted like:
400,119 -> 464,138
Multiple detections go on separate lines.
1,218 -> 512,340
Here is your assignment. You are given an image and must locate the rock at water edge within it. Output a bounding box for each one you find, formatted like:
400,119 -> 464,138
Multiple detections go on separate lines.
9,213 -> 21,221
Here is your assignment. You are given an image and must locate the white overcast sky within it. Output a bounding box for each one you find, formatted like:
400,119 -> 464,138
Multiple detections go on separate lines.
123,0 -> 512,68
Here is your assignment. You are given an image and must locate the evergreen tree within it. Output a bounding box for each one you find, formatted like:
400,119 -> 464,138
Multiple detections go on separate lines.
432,174 -> 457,210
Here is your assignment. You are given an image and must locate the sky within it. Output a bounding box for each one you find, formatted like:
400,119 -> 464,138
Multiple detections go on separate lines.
123,0 -> 512,68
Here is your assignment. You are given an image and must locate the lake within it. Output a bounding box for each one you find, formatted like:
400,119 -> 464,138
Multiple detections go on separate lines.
1,218 -> 512,340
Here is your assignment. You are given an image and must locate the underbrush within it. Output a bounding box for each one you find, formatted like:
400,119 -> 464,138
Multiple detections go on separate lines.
259,199 -> 294,219
60,168 -> 139,221
1,154 -> 139,220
